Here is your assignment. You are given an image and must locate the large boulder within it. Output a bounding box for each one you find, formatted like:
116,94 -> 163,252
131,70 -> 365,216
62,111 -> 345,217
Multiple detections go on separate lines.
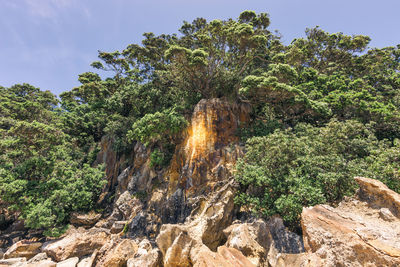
127,239 -> 162,267
193,246 -> 255,267
94,238 -> 138,267
70,212 -> 101,228
223,217 -> 304,267
3,240 -> 42,260
43,228 -> 110,262
156,181 -> 241,266
301,177 -> 400,266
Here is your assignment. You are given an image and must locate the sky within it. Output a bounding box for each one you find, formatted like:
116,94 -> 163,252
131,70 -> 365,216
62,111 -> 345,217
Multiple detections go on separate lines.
1,0 -> 400,95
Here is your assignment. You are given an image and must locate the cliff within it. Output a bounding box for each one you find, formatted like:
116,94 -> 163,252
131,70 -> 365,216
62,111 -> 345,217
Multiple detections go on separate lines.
1,99 -> 400,267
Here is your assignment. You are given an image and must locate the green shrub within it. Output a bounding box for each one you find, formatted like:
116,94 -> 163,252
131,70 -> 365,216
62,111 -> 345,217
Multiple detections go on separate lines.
235,120 -> 382,225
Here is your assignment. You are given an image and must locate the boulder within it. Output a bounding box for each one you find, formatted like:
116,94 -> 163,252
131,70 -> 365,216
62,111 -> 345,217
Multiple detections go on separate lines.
127,248 -> 162,267
193,246 -> 255,267
94,238 -> 137,267
43,228 -> 109,262
3,240 -> 42,260
56,257 -> 79,267
301,177 -> 400,266
77,250 -> 97,267
110,221 -> 127,234
223,220 -> 270,266
0,257 -> 26,266
70,212 -> 101,228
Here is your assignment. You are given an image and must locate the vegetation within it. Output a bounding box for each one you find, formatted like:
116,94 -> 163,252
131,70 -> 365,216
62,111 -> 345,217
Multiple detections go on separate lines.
1,11 -> 400,233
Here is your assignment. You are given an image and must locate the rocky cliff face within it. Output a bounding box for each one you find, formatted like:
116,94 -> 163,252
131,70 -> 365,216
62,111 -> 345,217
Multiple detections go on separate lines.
2,98 -> 400,267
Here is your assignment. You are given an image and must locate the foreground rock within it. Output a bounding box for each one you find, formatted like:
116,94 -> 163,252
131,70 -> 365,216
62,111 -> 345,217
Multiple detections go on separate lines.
3,240 -> 42,260
43,228 -> 109,262
301,177 -> 400,266
93,238 -> 137,267
70,212 -> 101,228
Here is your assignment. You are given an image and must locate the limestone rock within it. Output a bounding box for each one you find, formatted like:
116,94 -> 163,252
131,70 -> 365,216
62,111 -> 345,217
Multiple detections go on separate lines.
77,250 -> 97,267
223,220 -> 270,266
167,98 -> 249,196
193,245 -> 255,267
94,238 -> 137,267
43,228 -> 109,262
127,241 -> 162,267
110,221 -> 127,234
355,176 -> 400,218
301,181 -> 400,267
3,240 -> 42,260
156,181 -> 241,266
56,257 -> 79,267
70,212 -> 101,228
0,257 -> 26,266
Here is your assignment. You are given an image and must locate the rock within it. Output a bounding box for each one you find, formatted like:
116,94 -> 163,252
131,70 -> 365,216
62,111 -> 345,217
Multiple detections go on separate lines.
355,176 -> 400,218
24,260 -> 57,267
167,98 -> 249,196
301,195 -> 400,266
110,221 -> 127,234
27,252 -> 48,263
223,220 -> 270,266
56,257 -> 79,267
267,216 -> 304,254
193,246 -> 255,267
127,248 -> 162,267
0,257 -> 26,266
156,181 -> 239,266
43,228 -> 109,262
70,212 -> 101,228
96,192 -> 142,229
77,251 -> 97,267
379,208 -> 396,222
94,238 -> 137,267
3,240 -> 42,260
223,217 -> 304,266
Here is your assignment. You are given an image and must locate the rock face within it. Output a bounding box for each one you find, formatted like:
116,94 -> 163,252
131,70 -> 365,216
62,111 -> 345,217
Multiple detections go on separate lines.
167,98 -> 250,197
94,238 -> 138,267
301,177 -> 400,266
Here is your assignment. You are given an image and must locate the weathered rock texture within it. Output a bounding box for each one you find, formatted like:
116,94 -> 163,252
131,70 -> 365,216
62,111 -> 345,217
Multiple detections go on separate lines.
42,228 -> 110,262
301,176 -> 400,266
167,98 -> 250,197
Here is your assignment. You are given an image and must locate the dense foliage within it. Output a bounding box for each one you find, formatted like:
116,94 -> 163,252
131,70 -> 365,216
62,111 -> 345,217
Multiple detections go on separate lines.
0,84 -> 105,236
1,10 -> 400,233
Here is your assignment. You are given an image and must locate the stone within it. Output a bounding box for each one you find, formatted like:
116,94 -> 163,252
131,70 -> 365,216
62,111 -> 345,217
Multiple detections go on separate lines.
127,248 -> 162,267
0,257 -> 26,266
156,181 -> 239,266
94,238 -> 138,267
77,250 -> 97,267
110,221 -> 127,234
379,208 -> 396,222
301,201 -> 400,266
27,252 -> 48,263
223,220 -> 270,266
167,98 -> 249,196
70,212 -> 101,228
355,176 -> 400,218
3,240 -> 42,260
43,228 -> 109,262
56,257 -> 79,267
192,245 -> 255,267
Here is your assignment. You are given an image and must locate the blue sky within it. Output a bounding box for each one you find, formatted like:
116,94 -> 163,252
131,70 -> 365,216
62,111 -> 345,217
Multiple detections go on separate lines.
1,0 -> 399,95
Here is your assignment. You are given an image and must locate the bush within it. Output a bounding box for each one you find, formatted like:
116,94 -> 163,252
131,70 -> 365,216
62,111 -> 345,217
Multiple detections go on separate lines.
235,120 -> 382,225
